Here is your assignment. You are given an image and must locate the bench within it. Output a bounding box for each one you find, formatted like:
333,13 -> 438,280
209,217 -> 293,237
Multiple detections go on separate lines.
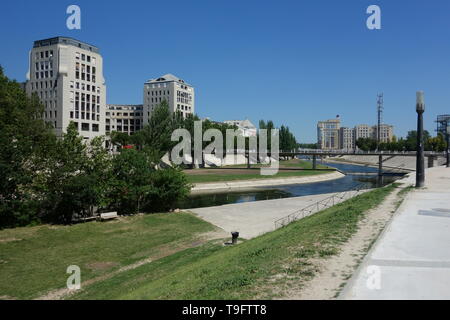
97,212 -> 118,222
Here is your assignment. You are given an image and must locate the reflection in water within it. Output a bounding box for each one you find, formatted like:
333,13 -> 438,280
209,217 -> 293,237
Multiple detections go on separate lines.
177,160 -> 403,210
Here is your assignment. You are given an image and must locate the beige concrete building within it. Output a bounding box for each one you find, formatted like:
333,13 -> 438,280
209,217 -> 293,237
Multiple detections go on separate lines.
105,104 -> 144,136
25,37 -> 106,140
143,74 -> 194,124
354,124 -> 373,141
339,127 -> 355,150
317,118 -> 341,150
372,124 -> 394,143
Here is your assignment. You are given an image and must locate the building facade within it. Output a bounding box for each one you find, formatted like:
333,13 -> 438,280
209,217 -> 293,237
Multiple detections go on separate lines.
105,104 -> 144,136
25,37 -> 106,140
317,118 -> 341,150
339,127 -> 355,150
436,115 -> 450,135
143,74 -> 195,124
371,124 -> 394,143
354,124 -> 373,141
223,119 -> 257,137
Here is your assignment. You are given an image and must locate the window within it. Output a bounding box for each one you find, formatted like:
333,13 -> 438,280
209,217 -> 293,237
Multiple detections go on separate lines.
81,123 -> 89,131
75,52 -> 80,59
81,54 -> 85,61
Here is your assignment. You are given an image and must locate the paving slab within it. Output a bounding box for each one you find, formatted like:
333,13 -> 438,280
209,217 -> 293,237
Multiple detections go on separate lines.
341,166 -> 450,300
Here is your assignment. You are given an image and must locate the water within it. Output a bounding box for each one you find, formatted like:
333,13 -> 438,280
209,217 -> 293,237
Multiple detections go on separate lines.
177,160 -> 402,209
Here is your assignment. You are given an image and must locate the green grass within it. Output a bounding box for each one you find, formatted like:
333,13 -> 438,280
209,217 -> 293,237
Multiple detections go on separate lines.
187,169 -> 330,184
68,184 -> 397,300
0,213 -> 215,299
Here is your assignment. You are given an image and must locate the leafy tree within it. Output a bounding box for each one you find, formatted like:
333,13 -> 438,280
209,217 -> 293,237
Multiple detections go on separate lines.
109,148 -> 156,215
36,123 -> 111,224
110,131 -> 131,149
0,66 -> 56,228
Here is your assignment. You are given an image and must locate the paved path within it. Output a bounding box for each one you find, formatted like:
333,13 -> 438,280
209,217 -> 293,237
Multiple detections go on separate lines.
341,166 -> 450,300
190,190 -> 359,239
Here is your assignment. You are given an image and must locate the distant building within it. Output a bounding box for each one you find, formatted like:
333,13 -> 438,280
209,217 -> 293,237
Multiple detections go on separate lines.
354,124 -> 373,141
143,74 -> 195,125
436,115 -> 450,135
25,37 -> 106,140
371,124 -> 394,143
317,117 -> 341,150
223,119 -> 257,137
339,127 -> 355,150
105,104 -> 143,136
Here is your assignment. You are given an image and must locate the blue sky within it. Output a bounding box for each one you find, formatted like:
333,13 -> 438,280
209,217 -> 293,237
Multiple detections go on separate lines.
1,0 -> 450,142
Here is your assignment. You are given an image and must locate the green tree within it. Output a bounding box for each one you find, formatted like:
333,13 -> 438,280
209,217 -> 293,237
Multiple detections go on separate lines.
36,123 -> 111,224
0,67 -> 56,228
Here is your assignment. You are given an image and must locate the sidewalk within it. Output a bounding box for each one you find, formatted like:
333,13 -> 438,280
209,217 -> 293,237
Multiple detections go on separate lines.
340,166 -> 450,300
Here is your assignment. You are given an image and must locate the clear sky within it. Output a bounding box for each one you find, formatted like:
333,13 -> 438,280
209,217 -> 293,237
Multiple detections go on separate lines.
1,0 -> 450,142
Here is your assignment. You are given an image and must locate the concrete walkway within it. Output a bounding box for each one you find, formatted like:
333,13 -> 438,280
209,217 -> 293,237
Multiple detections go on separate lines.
190,190 -> 359,239
341,166 -> 450,300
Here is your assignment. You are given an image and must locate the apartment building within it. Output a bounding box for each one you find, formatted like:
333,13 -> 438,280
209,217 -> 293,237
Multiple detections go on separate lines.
143,74 -> 195,124
354,124 -> 373,141
25,37 -> 106,140
105,104 -> 144,136
371,124 -> 394,143
317,117 -> 341,150
339,127 -> 355,150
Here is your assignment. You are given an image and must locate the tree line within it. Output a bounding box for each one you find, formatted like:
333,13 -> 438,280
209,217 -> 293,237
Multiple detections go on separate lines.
356,130 -> 447,152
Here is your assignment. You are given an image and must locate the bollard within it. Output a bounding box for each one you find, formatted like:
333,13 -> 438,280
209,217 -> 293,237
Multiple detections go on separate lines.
231,232 -> 239,245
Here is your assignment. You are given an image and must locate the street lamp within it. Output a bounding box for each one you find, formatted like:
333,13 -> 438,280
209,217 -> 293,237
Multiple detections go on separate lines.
416,91 -> 425,188
446,124 -> 450,168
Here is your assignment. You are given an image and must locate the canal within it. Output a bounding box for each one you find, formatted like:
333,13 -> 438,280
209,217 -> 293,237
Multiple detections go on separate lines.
177,160 -> 403,209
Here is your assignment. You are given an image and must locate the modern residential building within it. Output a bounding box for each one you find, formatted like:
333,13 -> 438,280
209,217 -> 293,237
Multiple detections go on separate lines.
339,127 -> 355,150
371,124 -> 394,143
317,117 -> 341,150
223,119 -> 257,137
25,37 -> 106,140
143,74 -> 195,124
354,124 -> 373,141
105,104 -> 144,136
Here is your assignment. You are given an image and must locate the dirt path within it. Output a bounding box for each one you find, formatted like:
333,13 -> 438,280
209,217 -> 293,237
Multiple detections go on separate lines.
282,185 -> 407,300
35,228 -> 228,300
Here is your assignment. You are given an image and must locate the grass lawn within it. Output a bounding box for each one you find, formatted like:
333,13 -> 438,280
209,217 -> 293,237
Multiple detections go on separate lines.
0,213 -> 216,300
68,184 -> 397,300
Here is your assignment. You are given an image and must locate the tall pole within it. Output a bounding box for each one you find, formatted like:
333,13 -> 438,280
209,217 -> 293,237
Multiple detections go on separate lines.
416,91 -> 425,188
446,124 -> 450,168
377,94 -> 384,186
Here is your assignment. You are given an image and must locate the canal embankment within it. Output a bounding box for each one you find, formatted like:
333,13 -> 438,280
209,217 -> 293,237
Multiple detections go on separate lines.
191,171 -> 344,193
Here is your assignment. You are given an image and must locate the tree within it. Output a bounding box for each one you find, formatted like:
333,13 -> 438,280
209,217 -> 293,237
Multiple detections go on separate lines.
356,138 -> 377,151
110,131 -> 131,149
36,122 -> 112,224
0,66 -> 56,228
133,100 -> 177,160
109,148 -> 156,215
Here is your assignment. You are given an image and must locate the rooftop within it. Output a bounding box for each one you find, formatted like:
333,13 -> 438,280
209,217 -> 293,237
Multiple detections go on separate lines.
33,37 -> 100,53
145,74 -> 192,86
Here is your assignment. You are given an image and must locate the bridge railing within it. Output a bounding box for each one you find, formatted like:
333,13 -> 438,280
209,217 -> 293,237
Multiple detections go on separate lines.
293,149 -> 445,156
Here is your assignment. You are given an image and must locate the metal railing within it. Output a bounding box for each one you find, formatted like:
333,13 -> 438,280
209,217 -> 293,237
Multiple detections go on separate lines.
273,159 -> 412,230
273,187 -> 364,229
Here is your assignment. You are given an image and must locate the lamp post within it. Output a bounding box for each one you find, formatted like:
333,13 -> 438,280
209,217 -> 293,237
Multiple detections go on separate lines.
416,91 -> 425,188
447,124 -> 450,168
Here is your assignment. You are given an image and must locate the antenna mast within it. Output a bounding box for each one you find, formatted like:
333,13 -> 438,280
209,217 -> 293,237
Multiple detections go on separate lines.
377,93 -> 384,150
